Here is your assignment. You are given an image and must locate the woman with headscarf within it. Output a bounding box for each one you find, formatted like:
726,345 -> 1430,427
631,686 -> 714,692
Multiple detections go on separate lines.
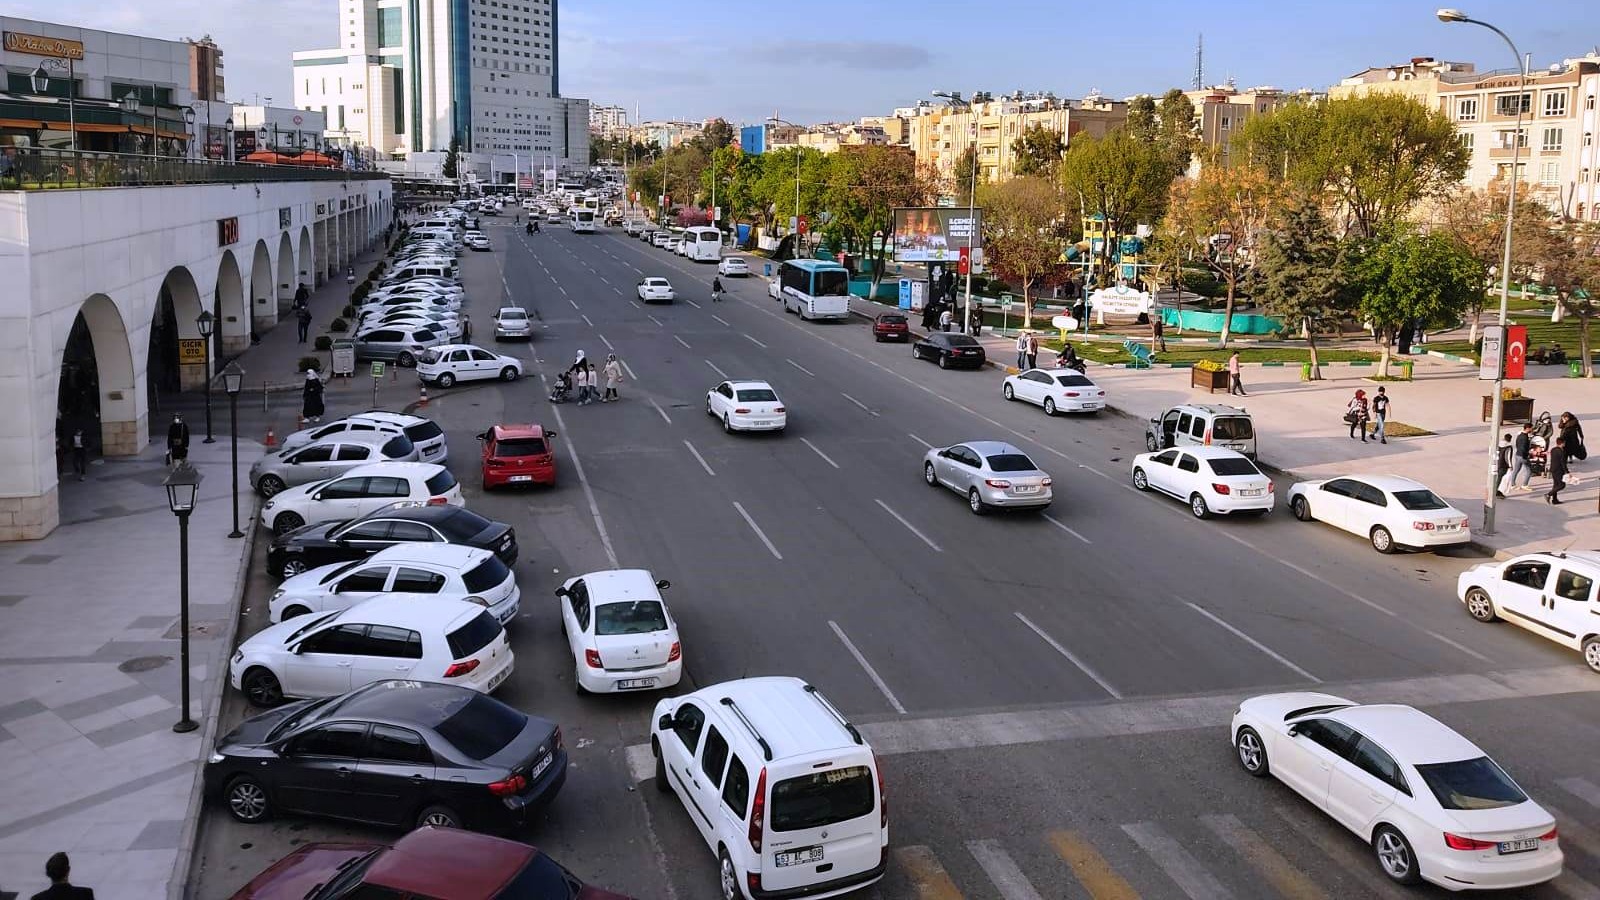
1345,390 -> 1370,442
1559,411 -> 1586,463
603,354 -> 623,402
166,413 -> 190,467
302,369 -> 326,424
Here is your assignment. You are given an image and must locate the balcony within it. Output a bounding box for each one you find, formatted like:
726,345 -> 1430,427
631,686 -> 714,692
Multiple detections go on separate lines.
0,148 -> 387,190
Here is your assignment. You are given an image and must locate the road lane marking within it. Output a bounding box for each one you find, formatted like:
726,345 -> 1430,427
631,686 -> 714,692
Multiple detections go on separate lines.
786,358 -> 815,377
1559,777 -> 1600,809
1121,821 -> 1232,900
705,358 -> 729,379
648,398 -> 672,425
648,314 -> 664,327
685,298 -> 702,309
711,314 -> 731,327
733,501 -> 782,560
1421,628 -> 1495,663
1048,830 -> 1141,900
629,300 -> 641,309
1014,613 -> 1121,699
874,499 -> 942,552
908,433 -> 935,449
830,620 -> 907,714
1200,814 -> 1325,900
840,392 -> 878,415
742,333 -> 769,349
966,840 -> 1044,900
893,845 -> 962,900
568,297 -> 579,310
1184,601 -> 1321,683
619,359 -> 638,381
682,440 -> 715,476
557,284 -> 568,295
546,403 -> 618,568
1042,513 -> 1092,545
673,335 -> 692,349
1540,801 -> 1600,890
581,314 -> 594,327
799,437 -> 840,469
597,334 -> 614,351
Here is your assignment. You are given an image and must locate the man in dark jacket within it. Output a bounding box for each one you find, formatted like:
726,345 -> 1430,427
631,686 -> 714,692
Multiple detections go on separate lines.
33,851 -> 94,898
1547,437 -> 1569,505
293,283 -> 309,310
1506,424 -> 1534,491
166,414 -> 190,467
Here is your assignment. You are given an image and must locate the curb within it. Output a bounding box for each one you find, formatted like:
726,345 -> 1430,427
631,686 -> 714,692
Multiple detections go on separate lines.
1426,349 -> 1477,365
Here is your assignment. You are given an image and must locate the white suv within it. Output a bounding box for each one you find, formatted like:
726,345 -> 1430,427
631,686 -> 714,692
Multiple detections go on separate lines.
1458,551 -> 1600,671
269,544 -> 521,625
651,677 -> 887,900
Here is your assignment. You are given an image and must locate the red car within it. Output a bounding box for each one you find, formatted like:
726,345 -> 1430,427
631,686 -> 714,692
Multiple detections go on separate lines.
479,423 -> 557,489
228,826 -> 633,899
873,311 -> 911,342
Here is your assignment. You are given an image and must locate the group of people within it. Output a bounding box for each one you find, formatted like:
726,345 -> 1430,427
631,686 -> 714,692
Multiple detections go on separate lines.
1498,412 -> 1587,505
1343,387 -> 1391,443
554,351 -> 623,405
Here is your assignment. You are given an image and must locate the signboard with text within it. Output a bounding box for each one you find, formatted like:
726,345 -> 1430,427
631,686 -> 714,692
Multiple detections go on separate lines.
177,339 -> 207,365
1479,325 -> 1504,381
4,32 -> 84,59
217,217 -> 239,247
891,207 -> 983,262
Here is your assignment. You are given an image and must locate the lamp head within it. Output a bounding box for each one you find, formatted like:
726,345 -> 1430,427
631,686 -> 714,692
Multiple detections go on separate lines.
121,93 -> 140,113
221,361 -> 244,395
183,107 -> 195,125
30,64 -> 47,94
162,462 -> 202,515
195,309 -> 214,338
1436,8 -> 1469,22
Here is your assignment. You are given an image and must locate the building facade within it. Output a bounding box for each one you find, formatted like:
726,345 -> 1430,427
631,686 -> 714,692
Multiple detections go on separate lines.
1181,83 -> 1297,173
589,103 -> 627,138
907,92 -> 1128,183
185,35 -> 224,102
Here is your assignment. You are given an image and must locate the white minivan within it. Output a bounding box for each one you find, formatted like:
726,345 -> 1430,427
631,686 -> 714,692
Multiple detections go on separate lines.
651,676 -> 887,900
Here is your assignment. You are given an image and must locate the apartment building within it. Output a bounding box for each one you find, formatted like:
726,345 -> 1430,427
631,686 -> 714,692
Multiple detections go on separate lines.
589,103 -> 627,138
1181,83 -> 1298,173
796,121 -> 889,154
906,91 -> 1128,184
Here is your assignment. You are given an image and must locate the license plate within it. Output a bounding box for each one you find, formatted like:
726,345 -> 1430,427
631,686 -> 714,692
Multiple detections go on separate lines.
1440,523 -> 1459,531
1014,486 -> 1040,494
1499,838 -> 1539,854
776,846 -> 824,868
509,475 -> 532,482
530,752 -> 553,780
1239,488 -> 1263,497
753,421 -> 772,427
617,677 -> 657,690
488,667 -> 509,691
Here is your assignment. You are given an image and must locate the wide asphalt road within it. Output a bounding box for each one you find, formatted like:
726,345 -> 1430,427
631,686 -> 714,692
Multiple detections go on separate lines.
190,218 -> 1600,900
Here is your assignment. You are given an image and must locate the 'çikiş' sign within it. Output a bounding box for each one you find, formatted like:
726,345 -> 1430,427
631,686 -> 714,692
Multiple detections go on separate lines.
4,32 -> 85,60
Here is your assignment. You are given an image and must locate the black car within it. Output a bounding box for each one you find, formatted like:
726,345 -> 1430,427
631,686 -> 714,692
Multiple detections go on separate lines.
206,680 -> 567,833
913,332 -> 988,369
268,505 -> 517,580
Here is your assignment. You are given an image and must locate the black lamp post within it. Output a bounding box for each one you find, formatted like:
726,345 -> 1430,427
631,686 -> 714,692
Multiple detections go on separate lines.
163,462 -> 203,734
222,361 -> 245,538
224,117 -> 234,163
30,60 -> 77,152
196,310 -> 216,442
183,106 -> 196,161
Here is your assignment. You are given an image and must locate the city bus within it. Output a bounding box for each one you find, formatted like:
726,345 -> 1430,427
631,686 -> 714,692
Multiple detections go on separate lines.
571,208 -> 597,233
770,258 -> 850,320
681,226 -> 722,262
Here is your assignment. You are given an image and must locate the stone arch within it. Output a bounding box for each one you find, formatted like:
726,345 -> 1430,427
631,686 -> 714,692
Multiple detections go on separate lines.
216,249 -> 248,357
146,266 -> 206,436
58,293 -> 140,465
250,239 -> 276,334
299,224 -> 316,288
277,232 -> 296,314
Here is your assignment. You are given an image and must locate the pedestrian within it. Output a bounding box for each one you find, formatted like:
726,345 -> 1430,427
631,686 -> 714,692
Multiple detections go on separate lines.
460,314 -> 472,344
573,364 -> 590,405
1152,314 -> 1167,352
1503,424 -> 1534,492
293,283 -> 309,310
940,307 -> 954,333
1558,412 -> 1586,463
1370,386 -> 1390,444
968,302 -> 982,336
70,429 -> 87,481
920,300 -> 938,331
1228,350 -> 1246,396
586,363 -> 601,404
603,354 -> 623,401
31,851 -> 94,899
296,306 -> 312,343
1496,434 -> 1514,498
1016,331 -> 1030,370
166,413 -> 190,467
1547,437 -> 1569,505
1026,332 -> 1039,370
302,369 -> 325,424
1397,320 -> 1415,356
1345,390 -> 1370,442
712,276 -> 724,302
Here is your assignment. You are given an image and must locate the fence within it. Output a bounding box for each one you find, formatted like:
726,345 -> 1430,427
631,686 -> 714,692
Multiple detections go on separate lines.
0,148 -> 387,190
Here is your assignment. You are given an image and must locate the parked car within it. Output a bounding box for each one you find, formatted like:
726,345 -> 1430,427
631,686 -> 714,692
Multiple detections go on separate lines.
637,277 -> 675,304
650,232 -> 673,249
705,380 -> 787,433
416,344 -> 523,388
717,257 -> 749,277
478,423 -> 558,489
1287,475 -> 1469,553
259,462 -> 462,535
556,569 -> 681,694
464,232 -> 491,251
1145,403 -> 1257,460
352,326 -> 445,367
351,411 -> 448,464
1457,551 -> 1600,671
872,312 -> 910,342
269,542 -> 519,624
268,503 -> 517,580
1131,446 -> 1274,519
492,307 -> 532,341
923,440 -> 1052,514
250,432 -> 420,498
281,416 -> 408,454
912,332 -> 986,369
1002,368 -> 1106,415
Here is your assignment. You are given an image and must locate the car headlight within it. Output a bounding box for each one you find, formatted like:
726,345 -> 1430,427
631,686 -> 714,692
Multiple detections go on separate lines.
207,752 -> 226,764
263,500 -> 275,510
270,589 -> 285,603
232,650 -> 244,664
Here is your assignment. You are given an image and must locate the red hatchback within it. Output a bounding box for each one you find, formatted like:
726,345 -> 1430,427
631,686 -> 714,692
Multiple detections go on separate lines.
479,424 -> 557,489
873,311 -> 911,342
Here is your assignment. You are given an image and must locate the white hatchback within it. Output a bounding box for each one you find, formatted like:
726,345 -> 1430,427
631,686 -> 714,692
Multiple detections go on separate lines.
268,544 -> 521,625
230,596 -> 515,707
416,344 -> 523,388
1457,551 -> 1600,671
1287,475 -> 1469,553
706,380 -> 786,433
556,569 -> 682,694
1002,368 -> 1106,415
1130,446 -> 1274,518
259,461 -> 463,535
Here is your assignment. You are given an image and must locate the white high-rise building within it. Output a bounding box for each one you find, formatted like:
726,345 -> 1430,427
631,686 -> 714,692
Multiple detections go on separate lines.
590,104 -> 628,138
291,0 -> 588,179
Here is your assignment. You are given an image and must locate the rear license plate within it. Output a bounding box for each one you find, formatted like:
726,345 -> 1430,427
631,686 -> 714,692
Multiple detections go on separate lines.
753,421 -> 772,427
1499,838 -> 1539,854
509,475 -> 532,482
776,845 -> 824,868
1239,488 -> 1263,497
1014,486 -> 1040,494
617,677 -> 657,690
530,752 -> 553,780
488,667 -> 509,691
1440,523 -> 1459,531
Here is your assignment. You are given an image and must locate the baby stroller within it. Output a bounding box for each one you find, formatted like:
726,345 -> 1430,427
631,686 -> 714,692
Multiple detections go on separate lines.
548,373 -> 572,404
1528,411 -> 1554,477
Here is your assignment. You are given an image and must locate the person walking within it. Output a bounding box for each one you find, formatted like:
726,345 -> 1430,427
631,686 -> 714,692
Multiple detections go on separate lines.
296,306 -> 312,343
460,313 -> 472,344
1496,433 -> 1514,498
712,276 -> 724,302
573,364 -> 591,406
1559,412 -> 1586,464
166,413 -> 190,467
603,354 -> 623,402
1016,332 -> 1030,369
1026,332 -> 1040,370
1345,390 -> 1370,442
302,369 -> 325,424
293,283 -> 310,311
70,429 -> 87,481
1503,424 -> 1535,492
1228,351 -> 1246,396
31,851 -> 94,899
1547,437 -> 1569,505
1370,386 -> 1390,444
1152,315 -> 1167,352
940,307 -> 954,333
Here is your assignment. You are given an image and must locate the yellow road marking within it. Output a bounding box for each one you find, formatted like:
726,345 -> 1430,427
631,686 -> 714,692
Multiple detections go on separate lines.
1202,813 -> 1327,900
1049,830 -> 1141,900
893,845 -> 964,900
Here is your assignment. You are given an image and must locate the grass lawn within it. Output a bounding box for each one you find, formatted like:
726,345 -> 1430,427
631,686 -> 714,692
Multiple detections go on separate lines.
1429,313 -> 1596,363
1047,339 -> 1379,367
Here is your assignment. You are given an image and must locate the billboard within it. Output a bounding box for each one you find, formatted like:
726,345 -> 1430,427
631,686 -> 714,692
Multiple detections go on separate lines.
891,207 -> 983,262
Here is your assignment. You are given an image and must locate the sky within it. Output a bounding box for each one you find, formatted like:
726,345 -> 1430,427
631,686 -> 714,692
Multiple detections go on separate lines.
12,0 -> 1598,123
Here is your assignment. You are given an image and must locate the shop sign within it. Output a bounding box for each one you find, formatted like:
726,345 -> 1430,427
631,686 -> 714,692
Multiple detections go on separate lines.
178,339 -> 207,365
279,207 -> 292,229
217,217 -> 239,247
4,32 -> 84,60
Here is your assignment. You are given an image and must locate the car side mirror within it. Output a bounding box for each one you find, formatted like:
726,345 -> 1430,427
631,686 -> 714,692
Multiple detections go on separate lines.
545,430 -> 557,438
312,492 -> 324,501
655,579 -> 671,590
554,586 -> 569,598
658,714 -> 675,732
1286,724 -> 1300,738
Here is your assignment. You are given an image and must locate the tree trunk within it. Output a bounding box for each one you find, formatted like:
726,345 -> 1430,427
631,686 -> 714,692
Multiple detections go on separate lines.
1305,318 -> 1322,381
1378,326 -> 1394,378
1581,309 -> 1594,378
1022,279 -> 1032,331
1218,273 -> 1236,348
1468,308 -> 1481,345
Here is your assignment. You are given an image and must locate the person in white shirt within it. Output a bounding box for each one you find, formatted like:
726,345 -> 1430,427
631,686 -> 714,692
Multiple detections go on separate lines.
574,366 -> 591,406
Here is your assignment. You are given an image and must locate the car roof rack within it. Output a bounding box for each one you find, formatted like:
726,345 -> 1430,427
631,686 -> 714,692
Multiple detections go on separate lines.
803,683 -> 863,745
719,697 -> 773,761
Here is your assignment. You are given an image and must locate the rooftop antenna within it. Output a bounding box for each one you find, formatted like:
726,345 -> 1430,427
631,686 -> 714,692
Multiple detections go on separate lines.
1193,34 -> 1204,91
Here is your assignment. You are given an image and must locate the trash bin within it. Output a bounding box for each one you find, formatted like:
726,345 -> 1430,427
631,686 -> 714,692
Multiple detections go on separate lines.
1300,362 -> 1312,382
1571,360 -> 1584,378
1399,360 -> 1414,381
331,339 -> 356,378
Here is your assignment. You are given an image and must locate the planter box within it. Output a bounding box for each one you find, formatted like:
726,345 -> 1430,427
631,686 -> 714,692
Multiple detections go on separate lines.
1192,367 -> 1230,393
1483,395 -> 1535,424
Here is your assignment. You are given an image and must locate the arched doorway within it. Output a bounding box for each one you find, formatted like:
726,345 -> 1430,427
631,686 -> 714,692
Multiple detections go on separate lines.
298,226 -> 314,290
216,249 -> 248,356
250,240 -> 276,335
146,266 -> 205,442
57,294 -> 139,471
277,232 -> 296,314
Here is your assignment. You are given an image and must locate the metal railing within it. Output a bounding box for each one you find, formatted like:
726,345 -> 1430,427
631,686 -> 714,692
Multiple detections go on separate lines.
0,148 -> 388,190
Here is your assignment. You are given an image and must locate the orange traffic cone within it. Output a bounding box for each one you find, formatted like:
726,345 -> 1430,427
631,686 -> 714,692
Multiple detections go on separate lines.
264,425 -> 277,447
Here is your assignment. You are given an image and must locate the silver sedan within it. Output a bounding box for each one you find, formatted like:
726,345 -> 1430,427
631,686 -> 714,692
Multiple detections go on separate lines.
248,431 -> 419,497
923,440 -> 1053,514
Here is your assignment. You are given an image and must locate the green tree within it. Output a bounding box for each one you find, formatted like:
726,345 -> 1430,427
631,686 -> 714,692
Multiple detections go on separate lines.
820,145 -> 934,285
1431,183 -> 1549,342
1255,196 -> 1354,379
1011,124 -> 1066,179
442,138 -> 460,179
1350,227 -> 1484,376
1529,217 -> 1600,377
1155,89 -> 1199,174
692,118 -> 736,157
979,175 -> 1069,329
953,144 -> 978,206
754,147 -> 826,235
1125,96 -> 1159,144
1058,128 -> 1179,288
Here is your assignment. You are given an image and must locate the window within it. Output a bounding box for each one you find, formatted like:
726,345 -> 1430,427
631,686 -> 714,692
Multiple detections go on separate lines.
1590,95 -> 1598,110
1213,417 -> 1254,440
337,567 -> 391,592
1503,561 -> 1551,589
299,623 -> 369,655
1496,92 -> 1531,116
334,444 -> 371,461
1151,450 -> 1178,466
290,445 -> 334,464
1208,458 -> 1260,477
1414,757 -> 1528,810
444,611 -> 502,658
1540,161 -> 1560,185
462,557 -> 510,593
1293,718 -> 1356,755
1542,127 -> 1563,151
436,693 -> 527,760
1322,479 -> 1358,497
1177,412 -> 1193,434
699,726 -> 730,787
340,521 -> 392,541
425,470 -> 458,496
363,625 -> 423,658
671,703 -> 706,753
392,567 -> 446,593
367,725 -> 431,764
387,520 -> 438,543
722,754 -> 750,816
1352,483 -> 1388,507
1177,454 -> 1200,473
1457,97 -> 1479,122
289,722 -> 367,757
366,476 -> 409,497
1348,737 -> 1409,794
1555,569 -> 1596,602
771,766 -> 876,832
595,601 -> 668,636
1543,91 -> 1568,117
1459,132 -> 1474,151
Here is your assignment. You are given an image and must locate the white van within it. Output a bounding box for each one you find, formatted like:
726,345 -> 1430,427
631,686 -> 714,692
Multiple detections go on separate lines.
391,264 -> 456,282
651,676 -> 887,900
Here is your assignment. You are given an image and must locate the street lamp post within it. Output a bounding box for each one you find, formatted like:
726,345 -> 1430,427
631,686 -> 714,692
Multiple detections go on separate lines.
224,117 -> 234,163
121,93 -> 147,155
30,60 -> 77,152
222,362 -> 244,538
1438,7 -> 1526,536
183,106 -> 196,161
163,462 -> 203,734
196,310 -> 216,443
768,117 -> 804,252
934,91 -> 982,335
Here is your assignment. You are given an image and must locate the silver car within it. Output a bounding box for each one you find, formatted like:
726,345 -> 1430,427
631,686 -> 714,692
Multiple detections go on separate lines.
280,416 -> 406,453
352,325 -> 445,366
493,306 -> 533,340
922,440 -> 1053,514
249,431 -> 420,498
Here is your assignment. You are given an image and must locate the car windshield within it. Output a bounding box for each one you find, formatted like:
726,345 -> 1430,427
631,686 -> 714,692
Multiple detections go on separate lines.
986,453 -> 1039,473
770,766 -> 877,832
1208,458 -> 1261,477
434,508 -> 492,540
735,389 -> 778,402
495,438 -> 547,457
434,692 -> 527,761
1212,416 -> 1254,440
265,696 -> 338,741
880,315 -> 907,324
1054,374 -> 1093,387
496,854 -> 584,898
1415,757 -> 1528,810
594,601 -> 669,635
1394,489 -> 1448,511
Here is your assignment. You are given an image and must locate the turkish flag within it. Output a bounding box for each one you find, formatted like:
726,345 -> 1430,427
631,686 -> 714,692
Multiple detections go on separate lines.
1505,324 -> 1528,379
958,246 -> 970,275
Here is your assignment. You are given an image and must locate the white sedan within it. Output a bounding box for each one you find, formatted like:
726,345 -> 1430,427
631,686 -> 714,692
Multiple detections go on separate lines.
556,569 -> 682,694
1231,693 -> 1561,890
259,461 -> 462,535
1130,446 -> 1273,518
1456,551 -> 1600,671
637,277 -> 675,303
464,232 -> 491,251
1287,474 -> 1469,553
706,380 -> 786,433
267,544 -> 520,625
416,344 -> 523,388
717,257 -> 749,277
1002,368 -> 1106,415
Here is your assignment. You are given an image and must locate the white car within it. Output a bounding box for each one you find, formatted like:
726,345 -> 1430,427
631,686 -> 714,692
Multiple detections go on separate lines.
493,306 -> 533,341
351,412 -> 448,464
1130,445 -> 1273,518
674,239 -> 689,257
416,344 -> 523,388
556,569 -> 682,694
637,277 -> 675,304
268,544 -> 520,625
650,232 -> 673,249
229,596 -> 514,707
1231,693 -> 1561,890
1287,474 -> 1469,553
363,315 -> 463,343
1002,368 -> 1106,415
259,461 -> 463,535
706,380 -> 786,433
717,257 -> 750,277
464,232 -> 491,251
281,416 -> 406,453
1457,551 -> 1600,671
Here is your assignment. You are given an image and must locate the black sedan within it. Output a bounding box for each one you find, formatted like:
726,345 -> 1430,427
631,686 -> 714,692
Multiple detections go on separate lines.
268,504 -> 517,579
205,680 -> 568,833
912,332 -> 988,369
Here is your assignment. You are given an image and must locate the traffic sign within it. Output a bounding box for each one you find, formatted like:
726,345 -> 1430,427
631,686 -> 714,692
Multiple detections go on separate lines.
370,361 -> 386,379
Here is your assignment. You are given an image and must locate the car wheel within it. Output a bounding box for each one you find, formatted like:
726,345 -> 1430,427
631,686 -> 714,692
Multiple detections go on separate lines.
1290,496 -> 1312,521
1145,432 -> 1160,452
723,414 -> 734,434
397,351 -> 416,367
875,334 -> 884,343
241,668 -> 284,708
272,512 -> 305,536
500,366 -> 519,382
1003,383 -> 1015,401
280,604 -> 312,621
437,371 -> 456,388
1132,468 -> 1150,491
654,741 -> 670,794
1370,525 -> 1395,554
225,776 -> 271,823
1584,636 -> 1600,674
1373,825 -> 1421,886
719,849 -> 740,900
938,354 -> 950,369
1234,726 -> 1269,777
1464,587 -> 1498,623
705,398 -> 714,417
416,805 -> 462,829
256,475 -> 286,498
1044,398 -> 1057,416
924,463 -> 938,486
573,662 -> 587,695
1189,493 -> 1211,519
912,345 -> 923,360
279,557 -> 308,579
968,489 -> 987,515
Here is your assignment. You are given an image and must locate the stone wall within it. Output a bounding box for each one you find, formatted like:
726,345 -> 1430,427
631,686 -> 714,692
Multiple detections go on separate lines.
0,487 -> 59,541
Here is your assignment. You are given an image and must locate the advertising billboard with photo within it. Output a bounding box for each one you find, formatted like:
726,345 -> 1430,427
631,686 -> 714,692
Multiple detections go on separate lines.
891,207 -> 983,262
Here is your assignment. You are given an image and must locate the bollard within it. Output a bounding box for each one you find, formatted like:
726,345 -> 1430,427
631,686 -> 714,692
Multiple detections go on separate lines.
1399,360 -> 1414,381
418,385 -> 429,408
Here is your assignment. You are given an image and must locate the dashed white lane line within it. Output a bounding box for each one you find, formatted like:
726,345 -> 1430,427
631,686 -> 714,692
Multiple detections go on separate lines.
648,398 -> 672,425
682,439 -> 716,476
743,334 -> 769,349
629,300 -> 641,309
799,437 -> 840,469
1014,612 -> 1122,699
874,499 -> 942,552
711,314 -> 731,327
840,392 -> 878,416
786,358 -> 815,377
597,334 -> 614,351
1041,513 -> 1093,545
557,284 -> 568,295
1185,600 -> 1321,683
619,359 -> 638,381
648,315 -> 664,327
685,299 -> 702,309
829,620 -> 907,715
673,335 -> 692,350
567,297 -> 579,310
705,358 -> 729,379
733,501 -> 782,560
908,433 -> 934,449
581,314 -> 594,327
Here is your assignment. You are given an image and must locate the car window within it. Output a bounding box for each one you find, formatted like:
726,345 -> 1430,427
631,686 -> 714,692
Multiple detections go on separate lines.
334,445 -> 372,462
425,470 -> 458,496
735,389 -> 779,402
699,726 -> 730,788
445,611 -> 503,659
339,521 -> 392,541
290,446 -> 334,464
298,623 -> 369,655
366,725 -> 431,764
381,436 -> 414,458
1414,756 -> 1528,810
595,601 -> 668,635
770,766 -> 876,833
986,453 -> 1038,473
945,335 -> 979,347
1177,454 -> 1200,473
363,625 -> 423,659
1348,736 -> 1409,794
722,754 -> 751,817
367,476 -> 410,498
435,693 -> 527,761
1294,718 -> 1356,755
320,478 -> 367,500
1353,484 -> 1388,506
386,521 -> 437,542
470,349 -> 498,362
364,330 -> 399,342
1055,374 -> 1094,387
1393,489 -> 1447,511
1504,561 -> 1551,589
494,438 -> 547,457
1152,450 -> 1178,466
1213,416 -> 1254,440
571,581 -> 591,631
392,567 -> 447,594
1208,457 -> 1260,476
288,722 -> 367,758
1321,479 -> 1358,497
1189,416 -> 1206,438
1556,569 -> 1595,602
462,556 -> 511,593
718,384 -> 733,398
672,702 -> 706,753
337,567 -> 392,593
1177,413 -> 1193,433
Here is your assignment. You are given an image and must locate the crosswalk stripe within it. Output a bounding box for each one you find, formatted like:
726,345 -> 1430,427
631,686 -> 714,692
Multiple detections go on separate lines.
1272,804 -> 1397,897
1122,821 -> 1233,899
1543,801 -> 1600,862
1200,814 -> 1326,900
966,839 -> 1044,900
893,845 -> 964,900
1048,830 -> 1141,900
1561,778 -> 1600,810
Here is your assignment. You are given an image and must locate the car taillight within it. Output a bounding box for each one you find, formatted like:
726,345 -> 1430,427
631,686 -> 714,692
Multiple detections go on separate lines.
585,648 -> 603,669
443,658 -> 480,678
1065,391 -> 1081,397
428,496 -> 448,505
1041,478 -> 1052,487
985,479 -> 1012,488
1212,483 -> 1231,495
1413,521 -> 1435,531
553,726 -> 564,751
774,407 -> 785,413
749,767 -> 767,853
667,641 -> 681,662
1203,428 -> 1213,445
747,873 -> 762,895
1541,826 -> 1559,841
486,458 -> 505,467
487,773 -> 527,797
1268,482 -> 1275,492
874,752 -> 887,828
734,408 -> 751,414
1444,832 -> 1497,851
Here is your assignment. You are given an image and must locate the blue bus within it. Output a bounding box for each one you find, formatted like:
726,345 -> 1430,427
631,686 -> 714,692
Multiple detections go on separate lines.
768,259 -> 851,320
